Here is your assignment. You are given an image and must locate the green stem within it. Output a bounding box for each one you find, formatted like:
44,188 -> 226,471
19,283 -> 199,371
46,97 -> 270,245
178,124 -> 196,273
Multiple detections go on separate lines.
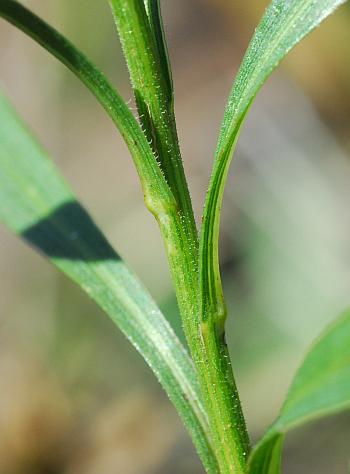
110,0 -> 197,245
156,208 -> 249,473
198,141 -> 250,472
109,2 -> 249,471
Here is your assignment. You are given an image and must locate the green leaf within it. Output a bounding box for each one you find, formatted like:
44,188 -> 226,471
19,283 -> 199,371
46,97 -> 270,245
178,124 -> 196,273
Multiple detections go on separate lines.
248,309 -> 350,473
0,10 -> 207,454
0,90 -> 219,474
0,0 -> 176,223
198,4 -> 347,466
0,3 -> 201,420
199,0 -> 347,333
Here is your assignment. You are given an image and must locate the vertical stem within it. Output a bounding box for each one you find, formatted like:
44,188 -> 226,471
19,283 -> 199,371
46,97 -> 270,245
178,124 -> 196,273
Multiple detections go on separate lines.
110,0 -> 197,247
199,321 -> 249,473
110,1 -> 250,471
155,207 -> 249,473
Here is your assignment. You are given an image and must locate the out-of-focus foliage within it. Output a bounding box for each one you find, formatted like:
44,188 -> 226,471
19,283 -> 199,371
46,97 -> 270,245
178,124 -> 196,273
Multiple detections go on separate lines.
249,309 -> 350,472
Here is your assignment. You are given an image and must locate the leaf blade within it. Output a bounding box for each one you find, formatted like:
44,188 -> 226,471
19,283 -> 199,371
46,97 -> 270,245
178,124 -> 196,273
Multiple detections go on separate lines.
200,0 -> 347,335
248,309 -> 350,473
248,434 -> 284,474
0,90 -> 219,474
216,0 -> 347,156
276,309 -> 350,429
198,4 -> 347,465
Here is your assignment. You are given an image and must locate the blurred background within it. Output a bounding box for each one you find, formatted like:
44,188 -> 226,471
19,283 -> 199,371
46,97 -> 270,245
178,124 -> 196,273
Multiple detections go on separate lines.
1,1 -> 350,472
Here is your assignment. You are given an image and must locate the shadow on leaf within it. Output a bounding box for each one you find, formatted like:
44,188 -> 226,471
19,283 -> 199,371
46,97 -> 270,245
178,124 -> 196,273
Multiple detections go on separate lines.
21,201 -> 119,261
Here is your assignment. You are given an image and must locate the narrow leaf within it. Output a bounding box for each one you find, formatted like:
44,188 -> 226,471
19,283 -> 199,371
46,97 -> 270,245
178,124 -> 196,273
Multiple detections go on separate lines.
248,309 -> 350,473
0,91 -> 218,473
199,0 -> 347,331
0,12 -> 206,442
0,0 -> 176,222
198,2 -> 347,470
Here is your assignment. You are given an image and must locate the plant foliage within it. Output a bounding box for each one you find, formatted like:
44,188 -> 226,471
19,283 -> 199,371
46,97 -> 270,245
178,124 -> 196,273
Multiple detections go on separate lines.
248,309 -> 350,473
0,90 -> 217,473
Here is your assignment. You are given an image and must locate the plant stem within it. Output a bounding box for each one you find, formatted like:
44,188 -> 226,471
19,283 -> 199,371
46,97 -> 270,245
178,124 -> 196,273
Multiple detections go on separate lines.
110,0 -> 197,245
109,1 -> 250,471
152,204 -> 249,472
